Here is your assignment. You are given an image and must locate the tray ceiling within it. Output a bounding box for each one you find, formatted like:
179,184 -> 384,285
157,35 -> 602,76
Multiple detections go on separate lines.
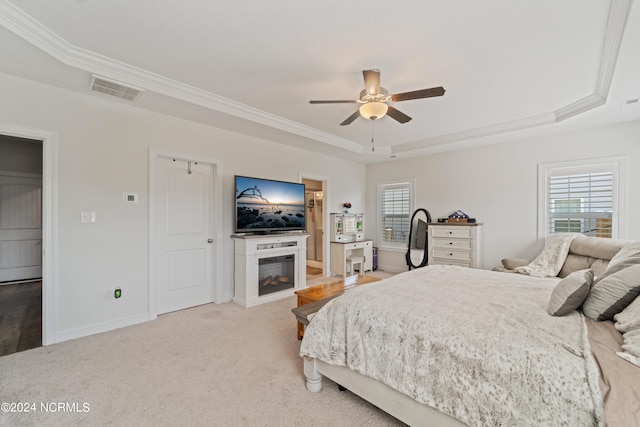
0,0 -> 639,163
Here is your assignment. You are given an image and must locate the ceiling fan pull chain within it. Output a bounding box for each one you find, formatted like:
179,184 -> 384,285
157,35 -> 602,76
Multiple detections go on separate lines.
371,120 -> 375,152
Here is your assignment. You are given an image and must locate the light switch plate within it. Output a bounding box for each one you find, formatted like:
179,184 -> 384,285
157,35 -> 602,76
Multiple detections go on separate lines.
81,211 -> 96,223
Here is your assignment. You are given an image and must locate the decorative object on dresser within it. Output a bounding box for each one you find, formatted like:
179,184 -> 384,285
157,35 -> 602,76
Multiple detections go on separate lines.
427,222 -> 483,268
436,209 -> 477,223
447,209 -> 469,223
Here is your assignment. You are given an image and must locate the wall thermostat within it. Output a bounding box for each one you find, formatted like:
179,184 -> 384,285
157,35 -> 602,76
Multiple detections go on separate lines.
123,193 -> 138,204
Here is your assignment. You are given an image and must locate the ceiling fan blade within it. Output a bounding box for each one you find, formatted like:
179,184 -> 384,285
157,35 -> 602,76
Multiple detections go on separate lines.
340,110 -> 361,126
390,86 -> 446,102
386,105 -> 412,124
363,69 -> 381,95
309,100 -> 357,104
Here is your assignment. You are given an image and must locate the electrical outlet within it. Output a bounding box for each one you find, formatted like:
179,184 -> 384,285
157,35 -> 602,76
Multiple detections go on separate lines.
123,193 -> 138,204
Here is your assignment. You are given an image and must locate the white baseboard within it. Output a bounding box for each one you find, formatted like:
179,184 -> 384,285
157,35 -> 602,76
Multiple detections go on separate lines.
53,313 -> 152,344
217,293 -> 234,303
377,264 -> 408,274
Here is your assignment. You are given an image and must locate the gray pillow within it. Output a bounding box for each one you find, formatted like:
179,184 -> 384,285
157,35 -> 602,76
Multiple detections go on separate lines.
501,258 -> 529,270
583,264 -> 640,321
547,269 -> 593,316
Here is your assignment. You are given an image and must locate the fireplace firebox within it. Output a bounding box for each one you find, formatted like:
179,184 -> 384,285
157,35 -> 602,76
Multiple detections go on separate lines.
259,255 -> 295,296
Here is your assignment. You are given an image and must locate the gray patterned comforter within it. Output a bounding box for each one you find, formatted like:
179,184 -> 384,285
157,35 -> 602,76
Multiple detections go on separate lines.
300,265 -> 604,427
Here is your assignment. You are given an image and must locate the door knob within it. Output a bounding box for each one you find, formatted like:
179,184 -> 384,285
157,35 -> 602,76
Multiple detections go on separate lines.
207,238 -> 214,243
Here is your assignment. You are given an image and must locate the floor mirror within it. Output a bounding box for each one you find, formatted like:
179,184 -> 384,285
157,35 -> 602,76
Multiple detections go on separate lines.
405,208 -> 432,270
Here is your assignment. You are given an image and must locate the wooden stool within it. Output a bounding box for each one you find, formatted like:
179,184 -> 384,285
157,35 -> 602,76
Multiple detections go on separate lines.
346,256 -> 364,276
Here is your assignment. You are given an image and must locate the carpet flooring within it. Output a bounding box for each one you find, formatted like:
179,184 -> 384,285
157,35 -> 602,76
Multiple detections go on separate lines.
0,287 -> 404,426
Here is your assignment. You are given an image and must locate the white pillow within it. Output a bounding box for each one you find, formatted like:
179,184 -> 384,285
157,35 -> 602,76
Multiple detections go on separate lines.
617,328 -> 640,368
614,296 -> 640,333
547,269 -> 593,316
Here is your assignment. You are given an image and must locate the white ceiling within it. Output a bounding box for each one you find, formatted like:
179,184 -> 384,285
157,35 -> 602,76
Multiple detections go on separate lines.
1,0 -> 639,164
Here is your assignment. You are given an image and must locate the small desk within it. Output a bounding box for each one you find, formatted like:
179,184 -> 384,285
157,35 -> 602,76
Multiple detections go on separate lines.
329,240 -> 373,277
294,275 -> 381,339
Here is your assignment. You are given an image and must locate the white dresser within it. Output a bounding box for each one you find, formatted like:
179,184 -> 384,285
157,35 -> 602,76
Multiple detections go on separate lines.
427,223 -> 483,268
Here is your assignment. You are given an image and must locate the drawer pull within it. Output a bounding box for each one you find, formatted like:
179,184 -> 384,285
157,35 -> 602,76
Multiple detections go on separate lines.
449,242 -> 453,245
449,231 -> 453,234
449,253 -> 453,256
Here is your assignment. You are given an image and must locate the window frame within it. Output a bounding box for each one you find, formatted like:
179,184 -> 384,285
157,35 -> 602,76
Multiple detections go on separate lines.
538,156 -> 627,240
377,178 -> 415,252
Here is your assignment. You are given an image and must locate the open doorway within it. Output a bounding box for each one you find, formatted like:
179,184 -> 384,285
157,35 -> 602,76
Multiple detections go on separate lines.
302,178 -> 325,280
0,134 -> 43,356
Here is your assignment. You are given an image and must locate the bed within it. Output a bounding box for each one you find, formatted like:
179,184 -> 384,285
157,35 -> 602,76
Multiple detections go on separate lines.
299,238 -> 640,427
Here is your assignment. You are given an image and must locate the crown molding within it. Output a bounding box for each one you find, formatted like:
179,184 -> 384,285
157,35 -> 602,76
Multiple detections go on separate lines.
0,0 -> 364,154
392,113 -> 555,155
554,94 -> 607,122
596,0 -> 633,96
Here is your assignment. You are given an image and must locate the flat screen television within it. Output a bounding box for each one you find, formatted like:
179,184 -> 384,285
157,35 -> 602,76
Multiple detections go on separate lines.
235,175 -> 306,233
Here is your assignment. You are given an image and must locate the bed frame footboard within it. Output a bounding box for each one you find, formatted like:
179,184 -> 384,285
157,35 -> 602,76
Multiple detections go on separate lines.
302,356 -> 465,427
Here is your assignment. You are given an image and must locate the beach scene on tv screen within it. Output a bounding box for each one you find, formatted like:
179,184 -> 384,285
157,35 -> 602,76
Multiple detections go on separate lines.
236,176 -> 305,230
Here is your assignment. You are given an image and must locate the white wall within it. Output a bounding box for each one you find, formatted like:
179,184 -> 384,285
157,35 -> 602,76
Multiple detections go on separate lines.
366,119 -> 640,272
0,72 -> 366,343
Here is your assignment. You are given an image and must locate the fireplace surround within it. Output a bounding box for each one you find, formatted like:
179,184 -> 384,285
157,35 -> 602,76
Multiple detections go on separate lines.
232,233 -> 308,307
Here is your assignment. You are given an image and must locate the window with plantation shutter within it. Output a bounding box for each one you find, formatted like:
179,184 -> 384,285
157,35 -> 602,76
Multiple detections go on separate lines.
378,179 -> 414,249
538,158 -> 625,239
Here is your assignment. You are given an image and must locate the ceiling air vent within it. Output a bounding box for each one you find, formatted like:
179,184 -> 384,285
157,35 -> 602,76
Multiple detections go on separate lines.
89,74 -> 144,102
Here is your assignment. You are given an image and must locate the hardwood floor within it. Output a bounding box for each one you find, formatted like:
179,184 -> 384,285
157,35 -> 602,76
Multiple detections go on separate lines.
306,265 -> 323,280
0,280 -> 42,356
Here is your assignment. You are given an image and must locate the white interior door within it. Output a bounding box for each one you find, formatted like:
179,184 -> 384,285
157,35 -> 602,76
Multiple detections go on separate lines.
156,158 -> 214,314
0,174 -> 42,283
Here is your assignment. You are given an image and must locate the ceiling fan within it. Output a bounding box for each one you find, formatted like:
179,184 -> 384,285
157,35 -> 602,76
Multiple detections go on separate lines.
309,69 -> 445,126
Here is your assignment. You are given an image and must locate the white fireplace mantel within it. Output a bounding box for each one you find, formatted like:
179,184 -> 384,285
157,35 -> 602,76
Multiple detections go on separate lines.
232,233 -> 308,308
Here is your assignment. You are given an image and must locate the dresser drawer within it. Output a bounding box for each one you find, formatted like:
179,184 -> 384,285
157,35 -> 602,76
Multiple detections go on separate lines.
344,240 -> 371,250
431,227 -> 471,239
432,259 -> 472,268
433,249 -> 472,262
432,238 -> 471,250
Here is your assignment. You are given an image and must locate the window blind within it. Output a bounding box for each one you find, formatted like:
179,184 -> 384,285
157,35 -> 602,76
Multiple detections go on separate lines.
548,171 -> 613,237
381,185 -> 411,243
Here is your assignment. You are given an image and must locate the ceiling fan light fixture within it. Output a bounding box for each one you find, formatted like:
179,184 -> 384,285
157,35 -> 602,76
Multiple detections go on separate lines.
359,102 -> 388,121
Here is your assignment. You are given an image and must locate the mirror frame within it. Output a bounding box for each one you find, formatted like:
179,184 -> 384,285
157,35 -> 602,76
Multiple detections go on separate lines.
405,208 -> 432,270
